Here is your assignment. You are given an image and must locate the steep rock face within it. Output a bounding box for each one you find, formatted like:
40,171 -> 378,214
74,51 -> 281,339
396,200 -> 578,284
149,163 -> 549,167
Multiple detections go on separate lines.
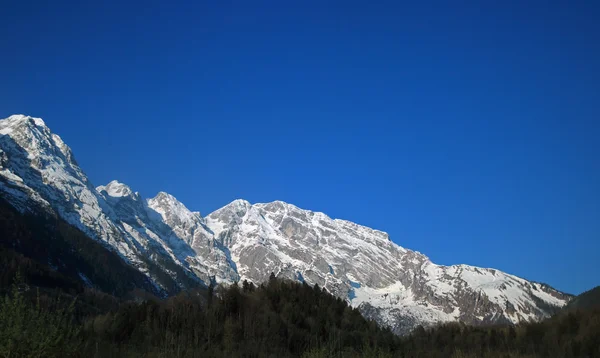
96,180 -> 195,268
0,115 -> 199,293
94,180 -> 233,289
204,200 -> 570,334
0,115 -> 129,255
0,115 -> 571,334
146,191 -> 239,284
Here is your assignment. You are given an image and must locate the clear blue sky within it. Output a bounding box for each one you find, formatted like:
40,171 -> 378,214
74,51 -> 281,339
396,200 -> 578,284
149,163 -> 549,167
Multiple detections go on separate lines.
1,1 -> 598,294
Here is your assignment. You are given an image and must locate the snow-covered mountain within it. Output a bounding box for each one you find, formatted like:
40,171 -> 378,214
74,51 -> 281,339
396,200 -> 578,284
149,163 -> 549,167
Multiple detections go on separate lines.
204,199 -> 570,334
0,115 -> 571,334
0,115 -> 201,293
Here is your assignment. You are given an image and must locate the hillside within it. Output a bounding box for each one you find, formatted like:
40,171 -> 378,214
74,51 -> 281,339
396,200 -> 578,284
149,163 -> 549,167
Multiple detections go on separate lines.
563,286 -> 600,312
0,197 -> 162,297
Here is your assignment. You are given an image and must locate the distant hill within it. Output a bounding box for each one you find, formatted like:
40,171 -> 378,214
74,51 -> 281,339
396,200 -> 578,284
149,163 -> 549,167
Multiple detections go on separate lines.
564,286 -> 600,311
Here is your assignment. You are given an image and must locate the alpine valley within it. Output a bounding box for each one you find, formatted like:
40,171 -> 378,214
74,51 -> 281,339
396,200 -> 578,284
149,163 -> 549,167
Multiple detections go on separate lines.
0,114 -> 572,335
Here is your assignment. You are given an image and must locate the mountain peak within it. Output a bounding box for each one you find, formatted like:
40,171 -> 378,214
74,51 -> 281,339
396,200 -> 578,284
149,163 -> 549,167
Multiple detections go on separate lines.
2,114 -> 45,127
0,114 -> 80,177
0,115 -> 49,137
97,180 -> 134,198
231,198 -> 251,206
152,191 -> 177,203
147,191 -> 199,220
216,198 -> 252,212
206,199 -> 252,223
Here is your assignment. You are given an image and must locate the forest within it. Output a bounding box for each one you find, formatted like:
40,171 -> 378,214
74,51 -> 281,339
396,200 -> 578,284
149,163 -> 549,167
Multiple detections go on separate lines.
1,272 -> 599,357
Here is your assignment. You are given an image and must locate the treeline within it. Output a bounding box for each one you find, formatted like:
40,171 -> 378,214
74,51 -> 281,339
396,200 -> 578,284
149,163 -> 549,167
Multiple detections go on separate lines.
0,275 -> 400,357
401,307 -> 600,357
2,273 -> 600,357
84,275 -> 403,357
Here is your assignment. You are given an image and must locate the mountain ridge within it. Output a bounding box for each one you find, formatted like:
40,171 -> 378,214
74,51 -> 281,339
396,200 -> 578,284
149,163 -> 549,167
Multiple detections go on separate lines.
0,114 -> 572,334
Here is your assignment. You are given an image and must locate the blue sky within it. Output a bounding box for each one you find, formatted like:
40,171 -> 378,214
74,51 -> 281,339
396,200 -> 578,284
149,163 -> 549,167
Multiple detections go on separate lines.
1,1 -> 599,294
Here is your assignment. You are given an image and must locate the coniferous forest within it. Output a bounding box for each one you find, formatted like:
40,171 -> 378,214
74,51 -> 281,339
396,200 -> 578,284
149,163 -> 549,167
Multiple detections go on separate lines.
1,273 -> 599,357
1,199 -> 599,357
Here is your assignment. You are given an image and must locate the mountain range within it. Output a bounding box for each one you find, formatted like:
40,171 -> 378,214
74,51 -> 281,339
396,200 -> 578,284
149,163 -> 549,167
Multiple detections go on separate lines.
0,114 -> 571,334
